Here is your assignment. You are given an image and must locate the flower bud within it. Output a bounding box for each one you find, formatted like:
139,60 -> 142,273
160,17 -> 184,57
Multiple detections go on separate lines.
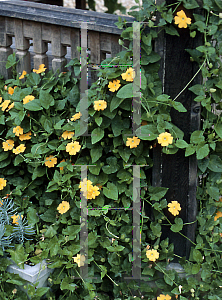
219,13 -> 222,18
210,88 -> 216,93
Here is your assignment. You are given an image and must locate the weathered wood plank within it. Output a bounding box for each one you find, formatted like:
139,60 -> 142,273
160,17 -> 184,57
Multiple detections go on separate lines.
0,0 -> 133,34
33,22 -> 48,70
153,0 -> 202,259
0,16 -> 12,78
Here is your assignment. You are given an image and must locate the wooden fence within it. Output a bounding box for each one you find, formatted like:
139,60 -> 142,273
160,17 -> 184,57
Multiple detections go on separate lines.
0,0 -> 202,261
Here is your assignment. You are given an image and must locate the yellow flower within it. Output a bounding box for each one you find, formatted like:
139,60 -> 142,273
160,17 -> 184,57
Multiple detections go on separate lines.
0,100 -> 11,111
174,10 -> 191,28
19,131 -> 31,141
2,139 -> 14,151
66,141 -> 81,155
121,67 -> 135,82
33,64 -> 47,74
71,112 -> 82,121
73,254 -> 86,267
94,100 -> 107,111
13,126 -> 23,136
0,97 -> 2,103
57,201 -> 70,214
108,79 -> 121,92
6,102 -> 14,112
8,86 -> 17,95
126,136 -> 140,148
84,185 -> 100,199
0,200 -> 3,206
61,131 -> 74,140
168,201 -> 181,216
157,132 -> 173,147
157,294 -> 171,300
44,155 -> 57,168
79,178 -> 93,191
214,210 -> 222,221
23,95 -> 35,104
146,249 -> 159,262
19,70 -> 27,79
0,178 -> 7,190
13,144 -> 26,155
11,214 -> 23,225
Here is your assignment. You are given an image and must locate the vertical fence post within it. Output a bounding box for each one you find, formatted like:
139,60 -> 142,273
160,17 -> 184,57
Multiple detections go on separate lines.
153,0 -> 202,259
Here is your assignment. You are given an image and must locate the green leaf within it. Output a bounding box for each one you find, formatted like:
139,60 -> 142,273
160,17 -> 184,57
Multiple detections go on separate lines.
103,182 -> 118,200
39,90 -> 55,109
165,25 -> 179,36
35,287 -> 50,297
24,99 -> 42,111
215,124 -> 222,139
148,186 -> 168,201
91,128 -> 104,144
171,101 -> 187,112
116,83 -> 139,99
26,72 -> 41,86
136,124 -> 158,140
7,244 -> 28,269
6,53 -> 16,69
102,157 -> 119,174
95,116 -> 102,126
61,277 -> 77,291
183,0 -> 199,9
106,245 -> 125,252
175,139 -> 188,148
110,96 -> 125,112
90,145 -> 103,163
208,155 -> 222,172
189,84 -> 205,96
190,131 -> 205,144
196,144 -> 209,160
185,144 -> 196,156
171,218 -> 183,232
27,207 -> 39,226
193,249 -> 203,263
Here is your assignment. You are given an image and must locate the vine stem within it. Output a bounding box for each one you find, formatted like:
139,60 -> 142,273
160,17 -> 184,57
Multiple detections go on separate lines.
155,262 -> 178,286
94,261 -> 119,286
172,58 -> 207,102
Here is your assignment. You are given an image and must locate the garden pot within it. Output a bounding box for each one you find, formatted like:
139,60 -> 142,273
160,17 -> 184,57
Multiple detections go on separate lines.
7,259 -> 54,298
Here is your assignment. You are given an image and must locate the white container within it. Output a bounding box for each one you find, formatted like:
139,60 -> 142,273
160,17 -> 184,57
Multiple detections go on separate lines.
7,259 -> 54,298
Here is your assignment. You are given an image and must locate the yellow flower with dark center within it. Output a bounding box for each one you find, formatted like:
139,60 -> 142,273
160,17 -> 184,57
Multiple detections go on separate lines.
168,201 -> 181,216
146,249 -> 159,262
0,178 -> 7,190
19,131 -> 31,141
44,155 -> 57,168
11,214 -> 23,225
84,185 -> 100,199
57,200 -> 70,214
157,132 -> 173,147
214,210 -> 222,221
13,144 -> 26,155
61,131 -> 74,140
157,294 -> 172,300
94,100 -> 107,111
108,79 -> 121,92
33,64 -> 47,74
72,254 -> 86,267
66,141 -> 81,155
2,139 -> 14,151
174,10 -> 191,28
0,100 -> 11,111
71,112 -> 82,121
6,102 -> 14,112
13,126 -> 23,136
23,95 -> 35,104
126,136 -> 140,148
79,178 -> 93,191
19,70 -> 27,79
121,67 -> 135,82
